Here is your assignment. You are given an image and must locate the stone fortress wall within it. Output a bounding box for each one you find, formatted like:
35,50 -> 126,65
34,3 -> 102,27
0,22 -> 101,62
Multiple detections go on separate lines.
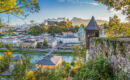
87,37 -> 130,74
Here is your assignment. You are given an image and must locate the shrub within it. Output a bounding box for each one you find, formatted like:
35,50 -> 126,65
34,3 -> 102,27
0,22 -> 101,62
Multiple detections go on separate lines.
74,55 -> 115,80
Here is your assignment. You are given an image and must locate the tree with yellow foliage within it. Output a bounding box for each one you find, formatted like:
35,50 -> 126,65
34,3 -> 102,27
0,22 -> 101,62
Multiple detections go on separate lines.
25,71 -> 36,80
105,15 -> 129,37
0,55 -> 3,60
44,25 -> 48,31
0,0 -> 39,15
3,50 -> 13,58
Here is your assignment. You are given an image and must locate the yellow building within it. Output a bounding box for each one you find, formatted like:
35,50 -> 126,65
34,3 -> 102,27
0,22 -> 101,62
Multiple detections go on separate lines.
36,55 -> 62,71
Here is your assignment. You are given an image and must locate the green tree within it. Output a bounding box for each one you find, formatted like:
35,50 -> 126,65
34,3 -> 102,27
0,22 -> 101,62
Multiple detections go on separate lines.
71,45 -> 86,62
74,55 -> 115,80
47,22 -> 78,35
43,39 -> 48,47
0,42 -> 3,48
0,56 -> 9,73
5,44 -> 12,50
0,18 -> 2,26
29,25 -> 44,36
34,68 -> 64,80
11,55 -> 32,80
62,61 -> 71,78
96,0 -> 130,20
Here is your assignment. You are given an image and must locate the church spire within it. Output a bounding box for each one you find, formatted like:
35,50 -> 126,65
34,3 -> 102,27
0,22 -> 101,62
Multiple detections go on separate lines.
85,16 -> 99,31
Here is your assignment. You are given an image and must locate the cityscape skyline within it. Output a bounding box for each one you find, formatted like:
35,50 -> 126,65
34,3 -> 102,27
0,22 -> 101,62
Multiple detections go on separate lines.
0,0 -> 128,25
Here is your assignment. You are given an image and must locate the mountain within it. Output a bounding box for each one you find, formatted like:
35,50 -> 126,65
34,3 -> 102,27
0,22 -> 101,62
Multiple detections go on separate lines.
71,17 -> 108,26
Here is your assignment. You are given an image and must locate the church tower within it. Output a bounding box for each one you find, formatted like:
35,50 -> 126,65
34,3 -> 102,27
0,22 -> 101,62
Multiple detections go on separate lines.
85,16 -> 100,48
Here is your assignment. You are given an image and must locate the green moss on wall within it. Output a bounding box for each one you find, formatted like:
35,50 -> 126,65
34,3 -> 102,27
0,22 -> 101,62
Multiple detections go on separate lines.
92,38 -> 125,57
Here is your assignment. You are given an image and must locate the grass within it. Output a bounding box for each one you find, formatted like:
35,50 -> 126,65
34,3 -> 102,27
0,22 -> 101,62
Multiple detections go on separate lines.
53,52 -> 73,55
0,49 -> 48,55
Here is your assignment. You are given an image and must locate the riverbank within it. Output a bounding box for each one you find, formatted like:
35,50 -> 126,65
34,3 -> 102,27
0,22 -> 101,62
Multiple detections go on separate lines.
0,49 -> 48,54
53,52 -> 73,55
0,48 -> 73,55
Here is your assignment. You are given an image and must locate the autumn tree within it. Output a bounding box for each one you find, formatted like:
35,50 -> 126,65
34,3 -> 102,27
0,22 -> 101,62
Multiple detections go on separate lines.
81,24 -> 85,28
96,0 -> 130,20
0,0 -> 39,16
44,25 -> 48,31
105,15 -> 129,37
3,50 -> 13,58
25,71 -> 36,80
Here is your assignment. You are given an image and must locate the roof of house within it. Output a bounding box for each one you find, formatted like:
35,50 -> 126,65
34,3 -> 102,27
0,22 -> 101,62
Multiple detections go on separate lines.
85,16 -> 99,31
48,39 -> 56,43
36,55 -> 61,65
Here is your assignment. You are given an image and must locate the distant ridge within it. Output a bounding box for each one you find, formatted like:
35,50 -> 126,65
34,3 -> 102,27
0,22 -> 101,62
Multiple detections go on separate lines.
71,17 -> 108,26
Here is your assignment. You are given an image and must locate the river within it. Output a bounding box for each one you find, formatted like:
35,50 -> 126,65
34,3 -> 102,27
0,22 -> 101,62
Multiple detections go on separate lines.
0,52 -> 73,63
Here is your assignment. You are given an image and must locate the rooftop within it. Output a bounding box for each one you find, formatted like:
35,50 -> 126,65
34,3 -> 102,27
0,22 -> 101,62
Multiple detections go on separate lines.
36,55 -> 61,65
85,16 -> 99,31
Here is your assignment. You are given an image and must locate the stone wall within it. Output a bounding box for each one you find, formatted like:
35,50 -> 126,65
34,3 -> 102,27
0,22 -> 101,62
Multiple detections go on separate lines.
87,37 -> 130,74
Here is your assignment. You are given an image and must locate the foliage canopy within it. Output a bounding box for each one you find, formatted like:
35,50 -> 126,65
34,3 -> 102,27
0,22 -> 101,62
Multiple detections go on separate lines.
0,0 -> 39,16
96,0 -> 130,20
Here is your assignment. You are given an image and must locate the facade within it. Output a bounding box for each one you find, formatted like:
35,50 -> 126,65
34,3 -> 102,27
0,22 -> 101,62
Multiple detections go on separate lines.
20,40 -> 37,48
85,16 -> 100,48
36,55 -> 62,71
62,31 -> 73,37
0,38 -> 20,47
57,36 -> 79,44
0,27 -> 10,33
48,39 -> 57,48
57,32 -> 80,44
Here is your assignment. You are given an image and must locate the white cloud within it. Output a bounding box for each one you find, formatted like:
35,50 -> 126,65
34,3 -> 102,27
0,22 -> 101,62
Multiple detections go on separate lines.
58,0 -> 80,3
109,8 -> 121,14
89,2 -> 99,6
109,8 -> 127,22
79,2 -> 99,6
58,0 -> 100,6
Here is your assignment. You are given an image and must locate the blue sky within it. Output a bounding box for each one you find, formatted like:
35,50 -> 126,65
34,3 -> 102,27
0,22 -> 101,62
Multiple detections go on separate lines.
0,0 -> 127,25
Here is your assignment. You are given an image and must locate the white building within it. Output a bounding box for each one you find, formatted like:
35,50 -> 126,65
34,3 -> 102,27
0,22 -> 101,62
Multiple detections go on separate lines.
57,36 -> 79,44
20,40 -> 37,48
0,37 -> 21,47
56,32 -> 80,44
0,27 -> 10,33
47,39 -> 57,48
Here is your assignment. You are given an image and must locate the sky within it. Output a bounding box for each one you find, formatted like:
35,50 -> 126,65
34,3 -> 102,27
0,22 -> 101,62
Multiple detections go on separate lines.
0,0 -> 128,25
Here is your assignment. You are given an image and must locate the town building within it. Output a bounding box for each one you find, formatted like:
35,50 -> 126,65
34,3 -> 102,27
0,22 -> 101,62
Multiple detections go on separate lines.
20,40 -> 37,48
57,32 -> 80,44
78,26 -> 85,44
0,37 -> 21,47
0,26 -> 11,33
48,39 -> 57,48
36,55 -> 62,71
